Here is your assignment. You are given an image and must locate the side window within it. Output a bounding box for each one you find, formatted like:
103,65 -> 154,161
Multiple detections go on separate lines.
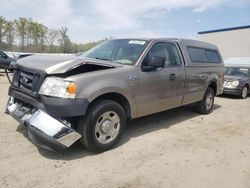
206,50 -> 220,63
187,47 -> 208,62
142,42 -> 182,68
166,43 -> 182,67
187,47 -> 220,63
142,42 -> 168,68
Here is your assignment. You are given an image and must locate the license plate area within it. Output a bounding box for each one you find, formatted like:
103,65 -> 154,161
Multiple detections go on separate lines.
8,103 -> 30,118
7,98 -> 33,122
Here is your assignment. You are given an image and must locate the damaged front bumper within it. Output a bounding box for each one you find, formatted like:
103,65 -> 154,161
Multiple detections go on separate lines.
6,97 -> 81,151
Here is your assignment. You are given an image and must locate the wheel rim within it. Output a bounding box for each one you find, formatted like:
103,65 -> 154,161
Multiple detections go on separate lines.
95,111 -> 121,144
242,87 -> 248,98
206,92 -> 213,110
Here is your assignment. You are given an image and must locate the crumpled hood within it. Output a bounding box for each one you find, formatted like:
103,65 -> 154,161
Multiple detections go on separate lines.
16,54 -> 120,74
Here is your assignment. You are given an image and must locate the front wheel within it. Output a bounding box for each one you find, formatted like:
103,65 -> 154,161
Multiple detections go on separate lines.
241,86 -> 248,99
78,100 -> 126,153
196,87 -> 215,114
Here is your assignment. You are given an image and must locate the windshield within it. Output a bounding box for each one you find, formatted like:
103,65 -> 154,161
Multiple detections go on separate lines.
82,39 -> 148,65
225,67 -> 249,77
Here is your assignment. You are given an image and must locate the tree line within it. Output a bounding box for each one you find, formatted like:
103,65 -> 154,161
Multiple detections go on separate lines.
0,16 -> 109,53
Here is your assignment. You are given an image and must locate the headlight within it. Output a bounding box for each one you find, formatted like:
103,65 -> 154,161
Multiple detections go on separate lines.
39,77 -> 77,98
231,80 -> 239,87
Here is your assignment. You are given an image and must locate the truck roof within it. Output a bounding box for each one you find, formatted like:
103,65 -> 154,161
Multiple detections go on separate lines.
153,38 -> 218,50
113,38 -> 218,50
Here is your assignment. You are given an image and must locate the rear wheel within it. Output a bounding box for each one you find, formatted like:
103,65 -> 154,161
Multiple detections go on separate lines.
196,87 -> 215,114
241,86 -> 248,99
78,100 -> 126,153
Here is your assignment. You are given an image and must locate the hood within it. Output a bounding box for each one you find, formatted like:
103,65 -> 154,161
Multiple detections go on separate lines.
16,55 -> 121,74
224,75 -> 247,81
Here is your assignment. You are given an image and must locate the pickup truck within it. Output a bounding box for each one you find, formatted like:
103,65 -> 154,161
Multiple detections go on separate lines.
5,38 -> 224,152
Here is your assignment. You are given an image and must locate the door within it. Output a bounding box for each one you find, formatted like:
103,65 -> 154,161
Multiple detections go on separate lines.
136,42 -> 185,117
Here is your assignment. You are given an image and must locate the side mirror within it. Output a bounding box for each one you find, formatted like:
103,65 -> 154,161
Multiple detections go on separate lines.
142,56 -> 165,72
148,56 -> 165,67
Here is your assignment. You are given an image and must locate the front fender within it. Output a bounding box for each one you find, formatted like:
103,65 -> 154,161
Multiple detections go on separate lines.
75,78 -> 137,118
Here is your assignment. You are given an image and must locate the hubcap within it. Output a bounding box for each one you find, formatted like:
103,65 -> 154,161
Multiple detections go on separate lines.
206,92 -> 213,110
100,120 -> 113,133
95,111 -> 120,144
242,87 -> 248,98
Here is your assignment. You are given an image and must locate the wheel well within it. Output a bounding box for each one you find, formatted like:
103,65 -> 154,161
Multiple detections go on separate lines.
245,84 -> 249,89
208,81 -> 217,94
89,93 -> 131,119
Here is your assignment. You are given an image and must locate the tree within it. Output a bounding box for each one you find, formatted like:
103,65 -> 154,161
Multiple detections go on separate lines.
15,17 -> 28,51
77,38 -> 108,52
0,16 -> 107,53
0,16 -> 7,49
45,29 -> 59,53
71,42 -> 79,53
5,21 -> 15,50
39,24 -> 48,52
26,18 -> 33,46
58,27 -> 71,53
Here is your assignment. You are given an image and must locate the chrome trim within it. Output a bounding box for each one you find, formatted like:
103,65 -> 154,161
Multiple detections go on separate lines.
27,110 -> 81,147
6,99 -> 81,148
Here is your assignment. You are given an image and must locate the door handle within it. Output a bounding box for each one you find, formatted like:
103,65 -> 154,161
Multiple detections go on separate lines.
128,75 -> 138,81
169,74 -> 176,81
193,74 -> 207,80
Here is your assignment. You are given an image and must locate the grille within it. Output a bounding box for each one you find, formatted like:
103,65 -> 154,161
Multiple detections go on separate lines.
12,69 -> 42,95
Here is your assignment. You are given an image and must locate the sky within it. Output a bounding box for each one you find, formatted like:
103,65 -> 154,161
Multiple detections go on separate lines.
1,0 -> 250,43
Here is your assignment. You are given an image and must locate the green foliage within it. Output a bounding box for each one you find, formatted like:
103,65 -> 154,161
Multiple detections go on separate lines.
45,29 -> 59,53
58,27 -> 71,53
14,17 -> 28,51
0,16 -> 112,53
77,37 -> 112,52
0,16 -> 7,49
5,21 -> 15,50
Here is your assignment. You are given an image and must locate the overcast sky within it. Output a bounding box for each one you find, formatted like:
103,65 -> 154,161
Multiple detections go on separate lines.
1,0 -> 250,43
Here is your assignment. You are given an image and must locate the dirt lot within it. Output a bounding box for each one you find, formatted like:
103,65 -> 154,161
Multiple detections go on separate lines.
0,74 -> 250,188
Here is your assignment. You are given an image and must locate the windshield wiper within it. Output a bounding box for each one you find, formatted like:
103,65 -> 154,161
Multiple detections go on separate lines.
95,57 -> 110,61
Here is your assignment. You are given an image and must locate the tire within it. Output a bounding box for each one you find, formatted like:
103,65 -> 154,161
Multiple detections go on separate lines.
196,87 -> 215,114
77,100 -> 126,153
241,86 -> 248,99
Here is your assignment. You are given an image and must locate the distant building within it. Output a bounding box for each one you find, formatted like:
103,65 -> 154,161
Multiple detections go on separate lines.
197,25 -> 250,59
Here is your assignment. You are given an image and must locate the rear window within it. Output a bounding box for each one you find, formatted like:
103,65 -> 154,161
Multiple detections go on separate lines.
187,47 -> 220,63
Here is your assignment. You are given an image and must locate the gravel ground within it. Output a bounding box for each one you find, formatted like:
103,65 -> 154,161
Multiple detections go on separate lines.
0,74 -> 250,188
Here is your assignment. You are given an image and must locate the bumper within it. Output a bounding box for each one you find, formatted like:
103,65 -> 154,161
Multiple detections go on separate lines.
217,87 -> 224,95
6,98 -> 81,151
8,87 -> 89,117
223,87 -> 242,95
